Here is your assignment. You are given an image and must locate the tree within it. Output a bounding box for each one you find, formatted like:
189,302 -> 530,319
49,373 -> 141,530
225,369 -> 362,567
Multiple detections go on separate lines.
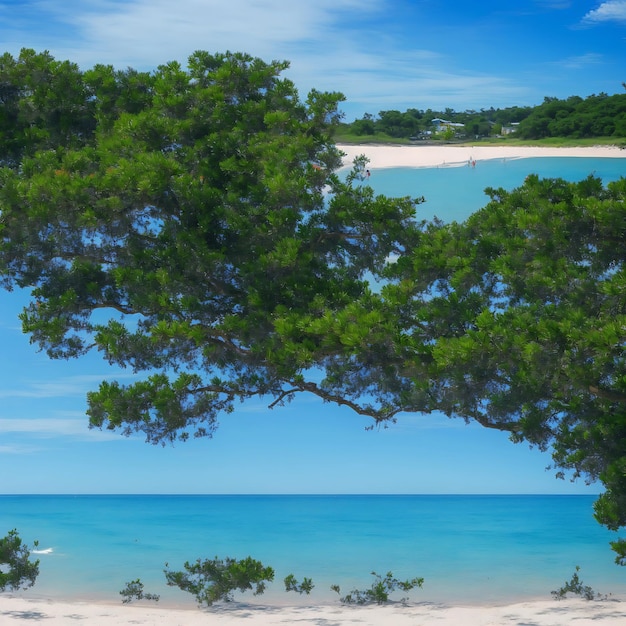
284,573 -> 314,594
119,578 -> 160,603
350,113 -> 376,136
0,529 -> 39,592
0,49 -> 420,444
2,49 -> 626,561
515,92 -> 626,139
331,571 -> 423,604
381,174 -> 626,560
164,556 -> 274,606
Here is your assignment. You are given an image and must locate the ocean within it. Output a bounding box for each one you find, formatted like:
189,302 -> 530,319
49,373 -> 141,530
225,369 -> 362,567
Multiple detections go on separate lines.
1,494 -> 624,606
3,157 -> 626,608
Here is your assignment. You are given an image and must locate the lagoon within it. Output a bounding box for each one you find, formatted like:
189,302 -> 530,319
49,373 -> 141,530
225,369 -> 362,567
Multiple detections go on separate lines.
365,156 -> 626,222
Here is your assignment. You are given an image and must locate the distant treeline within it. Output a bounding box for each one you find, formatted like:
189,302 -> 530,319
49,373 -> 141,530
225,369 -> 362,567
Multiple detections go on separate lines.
342,92 -> 626,140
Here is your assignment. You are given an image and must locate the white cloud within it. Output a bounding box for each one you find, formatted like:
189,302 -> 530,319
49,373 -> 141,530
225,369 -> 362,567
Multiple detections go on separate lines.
582,1 -> 626,23
30,0 -> 525,116
557,52 -> 604,69
0,443 -> 42,454
0,373 -> 135,399
45,0 -> 382,68
0,414 -> 120,440
337,69 -> 527,116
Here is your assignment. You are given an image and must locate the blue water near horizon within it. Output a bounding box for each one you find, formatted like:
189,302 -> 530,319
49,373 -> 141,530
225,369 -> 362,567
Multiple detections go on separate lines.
1,494 -> 624,606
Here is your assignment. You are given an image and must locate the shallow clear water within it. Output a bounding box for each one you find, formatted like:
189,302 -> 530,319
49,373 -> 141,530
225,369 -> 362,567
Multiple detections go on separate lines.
365,157 -> 626,221
2,494 -> 624,606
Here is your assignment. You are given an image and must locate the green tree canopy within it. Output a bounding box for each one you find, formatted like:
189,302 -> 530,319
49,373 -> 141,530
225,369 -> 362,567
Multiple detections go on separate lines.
0,49 -> 420,444
164,556 -> 274,606
516,93 -> 626,139
1,49 -> 626,561
378,174 -> 626,561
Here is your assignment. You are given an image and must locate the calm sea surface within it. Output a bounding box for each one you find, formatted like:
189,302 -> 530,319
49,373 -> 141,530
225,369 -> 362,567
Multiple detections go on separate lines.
1,495 -> 624,606
3,158 -> 626,607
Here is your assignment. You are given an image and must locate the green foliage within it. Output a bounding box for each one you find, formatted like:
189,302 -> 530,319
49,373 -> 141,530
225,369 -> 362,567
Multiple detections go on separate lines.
2,47 -> 626,562
0,530 -> 39,592
284,573 -> 314,595
331,571 -> 423,605
164,556 -> 274,606
343,105 -> 534,140
0,48 -> 419,445
610,538 -> 626,566
516,93 -> 626,140
437,128 -> 456,141
119,578 -> 160,603
551,566 -> 607,601
342,92 -> 626,142
385,174 -> 626,560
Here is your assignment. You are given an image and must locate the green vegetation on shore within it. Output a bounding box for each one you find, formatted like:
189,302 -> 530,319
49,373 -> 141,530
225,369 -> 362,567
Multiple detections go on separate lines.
331,571 -> 424,605
334,132 -> 624,148
338,91 -> 626,144
551,567 -> 608,602
0,530 -> 39,592
135,557 -> 422,607
164,556 -> 275,606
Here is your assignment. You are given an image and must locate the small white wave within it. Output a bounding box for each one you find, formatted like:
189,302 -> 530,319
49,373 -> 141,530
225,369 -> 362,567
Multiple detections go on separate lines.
32,548 -> 53,554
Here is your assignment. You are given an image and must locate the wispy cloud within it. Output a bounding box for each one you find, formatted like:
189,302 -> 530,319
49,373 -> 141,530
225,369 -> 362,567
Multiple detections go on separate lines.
41,0 -> 382,67
0,443 -> 42,454
291,35 -> 528,113
0,373 -> 134,399
556,52 -> 604,69
15,0 -> 527,115
0,413 -> 119,440
582,1 -> 626,24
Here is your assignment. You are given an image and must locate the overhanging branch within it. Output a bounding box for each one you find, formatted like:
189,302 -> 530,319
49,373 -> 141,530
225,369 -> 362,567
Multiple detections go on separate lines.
589,385 -> 626,404
270,380 -> 405,423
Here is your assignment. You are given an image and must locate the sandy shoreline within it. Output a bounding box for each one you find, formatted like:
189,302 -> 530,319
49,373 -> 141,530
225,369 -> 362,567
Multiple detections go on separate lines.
1,596 -> 625,625
338,143 -> 626,169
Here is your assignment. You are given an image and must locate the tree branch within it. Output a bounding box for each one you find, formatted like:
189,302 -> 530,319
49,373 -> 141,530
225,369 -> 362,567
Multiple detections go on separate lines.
470,413 -> 522,432
272,380 -> 405,422
589,385 -> 626,404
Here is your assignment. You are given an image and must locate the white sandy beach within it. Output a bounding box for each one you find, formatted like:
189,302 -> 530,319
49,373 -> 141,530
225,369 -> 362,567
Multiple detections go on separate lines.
1,596 -> 626,625
339,143 -> 626,169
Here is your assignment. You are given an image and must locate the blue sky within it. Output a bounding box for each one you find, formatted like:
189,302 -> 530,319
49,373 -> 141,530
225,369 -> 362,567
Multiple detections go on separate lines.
1,0 -> 624,494
0,281 -> 601,494
1,1 -> 625,120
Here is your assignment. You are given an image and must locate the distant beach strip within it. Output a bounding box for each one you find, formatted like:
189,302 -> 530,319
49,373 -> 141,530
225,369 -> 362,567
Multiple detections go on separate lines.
338,144 -> 626,170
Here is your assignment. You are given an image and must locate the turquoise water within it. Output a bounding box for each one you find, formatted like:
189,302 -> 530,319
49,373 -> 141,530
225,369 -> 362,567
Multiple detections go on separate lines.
1,494 -> 624,606
365,157 -> 626,221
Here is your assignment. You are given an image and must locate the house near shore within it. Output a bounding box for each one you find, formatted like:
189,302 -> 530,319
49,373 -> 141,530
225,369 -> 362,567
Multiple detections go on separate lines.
431,118 -> 465,133
501,122 -> 520,135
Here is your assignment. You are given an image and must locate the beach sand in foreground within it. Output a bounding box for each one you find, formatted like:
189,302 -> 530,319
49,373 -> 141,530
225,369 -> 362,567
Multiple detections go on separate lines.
338,144 -> 625,169
1,597 -> 626,625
